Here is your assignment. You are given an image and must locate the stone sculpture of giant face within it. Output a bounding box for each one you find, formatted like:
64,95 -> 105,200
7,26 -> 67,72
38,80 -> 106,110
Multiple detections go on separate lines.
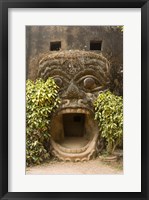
38,50 -> 110,161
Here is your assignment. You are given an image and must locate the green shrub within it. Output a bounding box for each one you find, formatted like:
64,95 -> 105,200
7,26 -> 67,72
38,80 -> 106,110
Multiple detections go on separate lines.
26,78 -> 60,166
94,91 -> 123,155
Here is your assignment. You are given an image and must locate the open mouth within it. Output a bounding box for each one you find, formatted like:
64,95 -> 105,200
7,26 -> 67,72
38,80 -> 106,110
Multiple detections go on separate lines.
50,108 -> 99,162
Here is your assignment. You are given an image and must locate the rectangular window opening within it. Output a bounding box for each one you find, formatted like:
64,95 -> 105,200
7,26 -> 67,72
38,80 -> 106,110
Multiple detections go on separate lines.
50,41 -> 61,51
90,41 -> 102,50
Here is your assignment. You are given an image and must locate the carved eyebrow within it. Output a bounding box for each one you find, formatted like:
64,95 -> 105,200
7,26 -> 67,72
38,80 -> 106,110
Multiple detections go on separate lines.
85,58 -> 110,73
39,59 -> 65,69
85,59 -> 106,68
40,68 -> 70,81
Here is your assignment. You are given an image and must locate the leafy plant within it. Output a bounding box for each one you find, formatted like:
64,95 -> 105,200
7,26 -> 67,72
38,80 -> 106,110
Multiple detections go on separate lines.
117,26 -> 124,32
26,78 -> 60,166
94,91 -> 123,155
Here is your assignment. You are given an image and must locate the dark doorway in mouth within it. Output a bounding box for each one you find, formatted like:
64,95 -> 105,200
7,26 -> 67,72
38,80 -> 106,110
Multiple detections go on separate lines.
63,113 -> 85,137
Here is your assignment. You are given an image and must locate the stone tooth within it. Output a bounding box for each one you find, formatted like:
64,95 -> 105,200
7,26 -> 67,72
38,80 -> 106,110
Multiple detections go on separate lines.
65,158 -> 71,162
71,109 -> 75,113
77,109 -> 82,113
82,158 -> 87,162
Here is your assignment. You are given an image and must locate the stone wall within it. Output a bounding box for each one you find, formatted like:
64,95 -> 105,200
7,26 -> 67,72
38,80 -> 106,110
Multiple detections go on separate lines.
26,26 -> 123,82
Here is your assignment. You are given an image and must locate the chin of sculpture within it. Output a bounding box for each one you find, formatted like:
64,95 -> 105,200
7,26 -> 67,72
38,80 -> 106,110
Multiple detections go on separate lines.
38,50 -> 110,161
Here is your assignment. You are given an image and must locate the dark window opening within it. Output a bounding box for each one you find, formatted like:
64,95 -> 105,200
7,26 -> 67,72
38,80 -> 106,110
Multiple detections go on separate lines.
63,114 -> 85,137
90,41 -> 102,50
74,116 -> 82,122
50,41 -> 61,51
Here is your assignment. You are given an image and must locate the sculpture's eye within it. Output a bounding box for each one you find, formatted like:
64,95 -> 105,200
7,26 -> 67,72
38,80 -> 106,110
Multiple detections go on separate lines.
77,75 -> 102,91
53,77 -> 63,87
83,77 -> 96,90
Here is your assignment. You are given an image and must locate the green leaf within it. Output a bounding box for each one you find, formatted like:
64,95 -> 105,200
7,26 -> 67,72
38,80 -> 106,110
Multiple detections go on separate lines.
94,90 -> 123,154
26,77 -> 60,166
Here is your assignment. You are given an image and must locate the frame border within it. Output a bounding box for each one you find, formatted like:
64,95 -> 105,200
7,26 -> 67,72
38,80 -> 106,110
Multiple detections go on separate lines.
0,0 -> 149,199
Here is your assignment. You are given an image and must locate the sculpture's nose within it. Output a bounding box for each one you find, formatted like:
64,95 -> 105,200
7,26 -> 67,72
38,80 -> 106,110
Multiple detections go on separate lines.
62,82 -> 84,99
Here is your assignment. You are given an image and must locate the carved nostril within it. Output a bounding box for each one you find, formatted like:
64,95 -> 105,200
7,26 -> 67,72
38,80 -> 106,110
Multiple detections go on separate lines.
62,99 -> 70,106
78,98 -> 89,106
78,99 -> 84,105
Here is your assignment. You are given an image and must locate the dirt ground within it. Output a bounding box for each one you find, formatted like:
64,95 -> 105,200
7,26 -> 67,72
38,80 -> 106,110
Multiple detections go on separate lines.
26,157 -> 123,175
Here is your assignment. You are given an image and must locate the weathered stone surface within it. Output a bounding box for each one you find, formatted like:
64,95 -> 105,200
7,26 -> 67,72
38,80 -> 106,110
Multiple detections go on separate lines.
26,26 -> 123,96
26,26 -> 123,161
37,50 -> 110,161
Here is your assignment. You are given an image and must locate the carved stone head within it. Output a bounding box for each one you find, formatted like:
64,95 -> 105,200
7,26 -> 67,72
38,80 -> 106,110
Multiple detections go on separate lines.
38,50 -> 110,161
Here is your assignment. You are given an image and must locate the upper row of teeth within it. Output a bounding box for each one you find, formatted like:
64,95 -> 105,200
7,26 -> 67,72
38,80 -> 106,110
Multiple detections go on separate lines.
58,108 -> 90,115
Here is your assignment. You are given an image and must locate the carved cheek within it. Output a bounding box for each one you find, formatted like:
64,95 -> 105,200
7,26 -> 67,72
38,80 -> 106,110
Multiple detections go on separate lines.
84,78 -> 96,90
86,92 -> 97,102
